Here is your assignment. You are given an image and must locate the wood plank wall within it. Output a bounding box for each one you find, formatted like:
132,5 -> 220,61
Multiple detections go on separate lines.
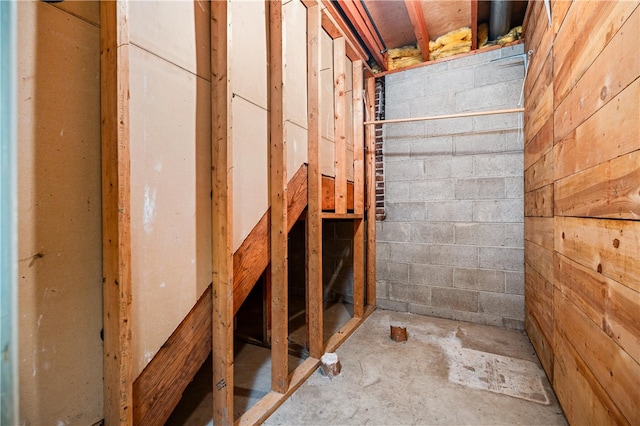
523,2 -> 640,424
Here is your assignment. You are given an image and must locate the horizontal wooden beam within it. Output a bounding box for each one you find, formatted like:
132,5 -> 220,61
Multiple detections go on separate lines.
322,175 -> 354,211
321,212 -> 364,220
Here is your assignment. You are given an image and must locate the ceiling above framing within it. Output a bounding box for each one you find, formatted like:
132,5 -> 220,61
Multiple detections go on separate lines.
334,0 -> 529,71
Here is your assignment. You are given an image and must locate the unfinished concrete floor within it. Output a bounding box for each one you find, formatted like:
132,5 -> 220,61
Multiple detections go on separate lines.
168,309 -> 567,425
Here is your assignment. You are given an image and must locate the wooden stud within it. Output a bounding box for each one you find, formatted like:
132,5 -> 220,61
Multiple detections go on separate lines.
352,61 -> 365,215
100,2 -> 133,424
404,0 -> 430,61
333,37 -> 347,214
365,76 -> 377,308
211,1 -> 234,423
471,0 -> 478,50
306,3 -> 324,360
268,0 -> 289,395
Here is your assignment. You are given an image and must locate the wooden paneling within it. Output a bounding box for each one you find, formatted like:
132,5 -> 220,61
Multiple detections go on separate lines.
321,176 -> 355,211
524,150 -> 553,193
524,49 -> 553,143
524,264 -> 553,346
524,240 -> 553,283
524,217 -> 553,250
524,184 -> 553,217
524,117 -> 553,171
554,151 -> 640,219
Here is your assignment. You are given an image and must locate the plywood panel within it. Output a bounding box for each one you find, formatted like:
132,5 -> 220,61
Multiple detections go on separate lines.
52,0 -> 100,26
129,45 -> 211,378
554,79 -> 640,181
555,292 -> 640,423
553,1 -> 638,108
555,252 -> 640,365
231,0 -> 268,108
232,96 -> 269,251
555,216 -> 640,293
128,0 -> 211,79
554,7 -> 640,142
17,2 -> 103,423
286,121 -> 309,180
321,137 -> 335,177
554,150 -> 640,219
420,0 -> 471,40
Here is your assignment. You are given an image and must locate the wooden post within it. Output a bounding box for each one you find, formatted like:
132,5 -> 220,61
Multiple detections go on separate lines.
352,60 -> 365,318
211,1 -> 234,423
333,37 -> 348,214
100,2 -> 133,424
365,76 -> 377,308
306,3 -> 324,360
268,0 -> 289,394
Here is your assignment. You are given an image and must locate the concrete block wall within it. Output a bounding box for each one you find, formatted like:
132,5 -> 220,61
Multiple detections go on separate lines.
377,44 -> 526,329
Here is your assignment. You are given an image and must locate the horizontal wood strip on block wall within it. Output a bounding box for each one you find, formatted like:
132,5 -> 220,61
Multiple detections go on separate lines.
553,7 -> 640,142
554,216 -> 640,292
553,320 -> 631,426
554,150 -> 640,219
554,252 -> 640,365
555,291 -> 640,423
524,184 -> 553,217
133,286 -> 212,426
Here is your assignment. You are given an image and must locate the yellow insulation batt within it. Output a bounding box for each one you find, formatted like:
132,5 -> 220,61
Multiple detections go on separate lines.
387,44 -> 423,71
429,27 -> 471,61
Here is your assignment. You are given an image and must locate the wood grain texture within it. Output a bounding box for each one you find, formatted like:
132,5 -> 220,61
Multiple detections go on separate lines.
100,2 -> 133,424
306,3 -> 324,360
524,150 -> 553,193
524,305 -> 554,381
524,117 -> 553,171
211,1 -> 234,422
365,76 -> 377,308
319,2 -> 369,62
553,7 -> 640,142
555,291 -> 640,423
555,252 -> 640,365
133,287 -> 212,425
555,216 -> 640,292
524,184 -> 553,217
333,37 -> 348,214
554,150 -> 640,219
524,48 -> 553,144
322,175 -> 354,211
554,79 -> 640,181
352,61 -> 365,215
524,217 -> 553,250
524,240 -> 553,288
525,264 -> 554,346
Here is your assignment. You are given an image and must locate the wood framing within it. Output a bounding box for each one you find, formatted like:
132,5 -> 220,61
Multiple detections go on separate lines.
365,76 -> 377,308
352,60 -> 365,317
320,1 -> 370,63
100,2 -> 133,424
334,0 -> 386,69
333,37 -> 348,214
211,1 -> 234,423
322,177 -> 354,211
306,2 -> 324,360
268,0 -> 289,395
132,287 -> 212,425
404,0 -> 430,61
471,0 -> 478,50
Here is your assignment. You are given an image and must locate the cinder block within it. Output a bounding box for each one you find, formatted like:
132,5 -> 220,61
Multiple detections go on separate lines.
384,120 -> 427,140
479,292 -> 524,320
410,136 -> 453,158
454,84 -> 508,112
502,318 -> 525,330
474,61 -> 524,87
505,271 -> 524,295
426,116 -> 473,137
479,247 -> 524,271
473,152 -> 523,177
500,43 -> 525,58
430,244 -> 478,267
410,179 -> 455,201
384,182 -> 411,202
504,129 -> 525,152
376,241 -> 390,261
473,199 -> 523,222
383,140 -> 411,160
409,304 -> 504,328
384,101 -> 411,121
453,268 -> 505,292
409,264 -> 453,287
473,111 -> 522,131
431,287 -> 478,312
385,160 -> 424,181
389,283 -> 431,305
410,93 -> 455,117
424,156 -> 473,179
376,279 -> 389,298
385,71 -> 408,85
427,201 -> 473,222
447,48 -> 501,69
410,222 -> 455,244
454,223 -> 505,246
455,177 -> 505,199
505,223 -> 524,247
385,78 -> 426,103
377,222 -> 411,242
419,68 -> 475,97
453,131 -> 507,155
505,176 -> 524,198
376,298 -> 409,312
387,242 -> 430,264
387,262 -> 410,283
386,202 -> 426,222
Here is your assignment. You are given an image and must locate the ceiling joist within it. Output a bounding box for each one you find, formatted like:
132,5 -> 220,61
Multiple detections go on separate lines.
404,0 -> 430,61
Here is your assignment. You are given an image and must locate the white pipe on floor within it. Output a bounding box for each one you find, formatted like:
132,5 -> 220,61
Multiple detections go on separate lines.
363,107 -> 525,125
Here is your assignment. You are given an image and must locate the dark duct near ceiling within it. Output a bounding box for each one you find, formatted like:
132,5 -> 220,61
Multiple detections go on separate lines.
490,0 -> 513,40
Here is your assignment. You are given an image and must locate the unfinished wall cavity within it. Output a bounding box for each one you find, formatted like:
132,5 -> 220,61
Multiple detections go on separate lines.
377,44 -> 526,329
524,1 -> 639,423
17,2 -> 103,424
